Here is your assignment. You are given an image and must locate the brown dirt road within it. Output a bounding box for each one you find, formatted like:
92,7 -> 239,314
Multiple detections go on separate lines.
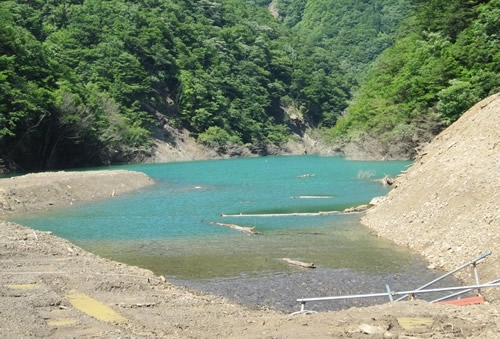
1,93 -> 500,338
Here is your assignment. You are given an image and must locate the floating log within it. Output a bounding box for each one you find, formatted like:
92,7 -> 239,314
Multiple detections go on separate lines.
221,211 -> 342,217
343,205 -> 370,213
282,258 -> 315,269
297,173 -> 315,178
208,222 -> 260,235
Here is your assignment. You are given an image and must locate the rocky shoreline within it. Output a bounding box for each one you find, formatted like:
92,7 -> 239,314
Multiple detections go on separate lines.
0,170 -> 498,337
1,217 -> 499,338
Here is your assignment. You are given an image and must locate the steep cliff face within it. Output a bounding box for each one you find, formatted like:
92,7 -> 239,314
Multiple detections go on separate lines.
362,93 -> 500,299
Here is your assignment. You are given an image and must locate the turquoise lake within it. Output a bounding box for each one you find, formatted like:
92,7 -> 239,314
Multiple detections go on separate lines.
9,155 -> 458,311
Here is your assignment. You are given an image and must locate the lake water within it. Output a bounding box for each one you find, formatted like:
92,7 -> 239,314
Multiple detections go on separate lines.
9,155 -> 460,311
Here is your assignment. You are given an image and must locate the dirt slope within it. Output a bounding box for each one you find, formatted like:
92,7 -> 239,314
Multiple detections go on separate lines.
362,92 -> 500,300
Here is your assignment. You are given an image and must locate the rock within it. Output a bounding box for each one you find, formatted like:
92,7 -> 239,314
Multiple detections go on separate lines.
359,323 -> 384,334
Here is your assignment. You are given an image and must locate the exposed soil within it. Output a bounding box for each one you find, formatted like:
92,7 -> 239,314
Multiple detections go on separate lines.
147,120 -> 340,164
1,93 -> 499,337
2,220 -> 499,338
362,93 -> 500,302
0,170 -> 154,214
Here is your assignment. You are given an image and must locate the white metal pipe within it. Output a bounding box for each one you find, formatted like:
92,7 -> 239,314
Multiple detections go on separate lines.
297,282 -> 500,304
395,251 -> 491,302
431,278 -> 500,303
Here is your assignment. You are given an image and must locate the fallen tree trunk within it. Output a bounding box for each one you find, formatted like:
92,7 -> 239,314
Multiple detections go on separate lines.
281,258 -> 315,268
208,222 -> 260,235
221,211 -> 342,217
343,204 -> 370,213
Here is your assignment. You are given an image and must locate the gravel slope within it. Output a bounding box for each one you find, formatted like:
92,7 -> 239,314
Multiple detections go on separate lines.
362,93 -> 500,301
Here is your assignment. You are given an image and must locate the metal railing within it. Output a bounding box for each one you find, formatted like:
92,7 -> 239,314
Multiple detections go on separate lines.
431,278 -> 500,303
394,251 -> 491,302
294,251 -> 497,314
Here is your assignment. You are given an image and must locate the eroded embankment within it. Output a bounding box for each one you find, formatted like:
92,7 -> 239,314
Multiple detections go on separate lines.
0,170 -> 154,215
362,93 -> 500,301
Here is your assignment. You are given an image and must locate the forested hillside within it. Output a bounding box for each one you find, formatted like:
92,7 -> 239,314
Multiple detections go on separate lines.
278,0 -> 409,84
2,0 -> 499,171
1,0 -> 351,171
331,0 -> 500,158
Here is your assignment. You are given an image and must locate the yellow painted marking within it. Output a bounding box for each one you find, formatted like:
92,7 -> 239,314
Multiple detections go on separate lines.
397,317 -> 433,330
47,318 -> 77,326
8,283 -> 38,290
66,292 -> 126,323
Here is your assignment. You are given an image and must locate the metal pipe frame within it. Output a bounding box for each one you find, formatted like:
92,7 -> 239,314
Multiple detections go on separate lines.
431,278 -> 500,303
295,252 -> 495,313
297,282 -> 500,311
394,251 -> 491,302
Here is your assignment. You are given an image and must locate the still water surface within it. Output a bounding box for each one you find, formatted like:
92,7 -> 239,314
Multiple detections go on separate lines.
10,155 -> 458,311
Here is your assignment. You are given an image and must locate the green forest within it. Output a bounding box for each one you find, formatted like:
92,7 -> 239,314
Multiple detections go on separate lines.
1,0 -> 499,171
332,0 -> 500,152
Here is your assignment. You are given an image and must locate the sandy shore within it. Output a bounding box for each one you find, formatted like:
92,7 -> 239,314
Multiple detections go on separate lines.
0,170 -> 154,214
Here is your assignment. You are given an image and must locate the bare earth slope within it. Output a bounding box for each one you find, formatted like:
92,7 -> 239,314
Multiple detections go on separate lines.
362,93 -> 500,300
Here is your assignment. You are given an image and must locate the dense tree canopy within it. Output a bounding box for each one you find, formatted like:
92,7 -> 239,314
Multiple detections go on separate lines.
0,0 -> 351,170
332,0 -> 500,156
3,0 -> 499,170
278,0 -> 409,83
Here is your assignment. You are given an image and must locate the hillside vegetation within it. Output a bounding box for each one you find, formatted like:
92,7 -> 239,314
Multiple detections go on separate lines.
278,0 -> 409,84
1,0 -> 353,171
331,0 -> 500,158
1,94 -> 499,336
2,0 -> 500,171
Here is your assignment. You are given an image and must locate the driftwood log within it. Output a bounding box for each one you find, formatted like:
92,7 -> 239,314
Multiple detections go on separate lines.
297,173 -> 315,178
281,258 -> 315,268
208,222 -> 260,235
221,211 -> 341,217
343,204 -> 370,213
